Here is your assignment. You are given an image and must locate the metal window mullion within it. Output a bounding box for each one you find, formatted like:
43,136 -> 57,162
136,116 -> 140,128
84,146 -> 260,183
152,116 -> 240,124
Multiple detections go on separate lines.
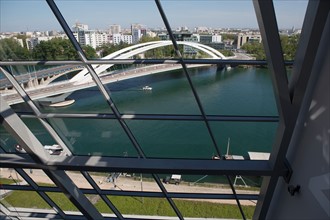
46,0 -> 146,158
2,154 -> 277,176
0,59 -> 294,66
251,0 -> 319,219
14,168 -> 66,219
154,0 -> 222,157
19,112 -> 280,122
253,0 -> 291,124
80,171 -> 124,220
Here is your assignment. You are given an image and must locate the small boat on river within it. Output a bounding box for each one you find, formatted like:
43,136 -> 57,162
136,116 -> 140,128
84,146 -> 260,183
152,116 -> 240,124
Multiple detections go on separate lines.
142,86 -> 152,91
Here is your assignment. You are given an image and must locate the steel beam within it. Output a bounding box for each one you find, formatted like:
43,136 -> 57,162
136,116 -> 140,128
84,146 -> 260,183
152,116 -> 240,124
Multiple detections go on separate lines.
18,112 -> 279,122
0,59 -> 294,66
0,153 -> 278,176
252,0 -> 329,219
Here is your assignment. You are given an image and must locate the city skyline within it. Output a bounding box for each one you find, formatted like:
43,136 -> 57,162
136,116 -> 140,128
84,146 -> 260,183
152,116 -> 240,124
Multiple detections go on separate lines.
1,0 -> 308,32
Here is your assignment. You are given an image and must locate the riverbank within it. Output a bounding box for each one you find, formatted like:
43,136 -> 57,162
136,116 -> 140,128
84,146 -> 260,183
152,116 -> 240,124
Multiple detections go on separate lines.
0,168 -> 258,206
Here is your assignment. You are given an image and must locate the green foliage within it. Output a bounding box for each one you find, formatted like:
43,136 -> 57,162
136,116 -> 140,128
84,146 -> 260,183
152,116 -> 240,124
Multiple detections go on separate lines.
219,50 -> 234,57
82,45 -> 98,59
281,34 -> 300,60
0,38 -> 31,60
96,42 -> 130,57
32,38 -> 78,60
1,189 -> 255,218
139,35 -> 160,43
241,41 -> 266,60
241,34 -> 300,60
222,34 -> 236,40
0,178 -> 16,185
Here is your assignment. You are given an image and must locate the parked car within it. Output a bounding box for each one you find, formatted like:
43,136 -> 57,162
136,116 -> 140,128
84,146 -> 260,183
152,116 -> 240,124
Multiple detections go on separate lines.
163,174 -> 181,185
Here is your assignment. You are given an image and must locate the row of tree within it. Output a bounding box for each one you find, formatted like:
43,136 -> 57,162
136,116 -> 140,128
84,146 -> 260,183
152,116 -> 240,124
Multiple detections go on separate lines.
0,34 -> 300,61
241,34 -> 300,60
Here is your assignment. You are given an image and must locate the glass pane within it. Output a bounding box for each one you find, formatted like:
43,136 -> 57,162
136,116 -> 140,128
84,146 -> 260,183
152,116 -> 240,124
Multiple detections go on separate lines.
108,195 -> 177,217
0,124 -> 18,153
23,169 -> 56,187
191,66 -> 278,116
0,169 -> 26,185
211,121 -> 277,159
65,171 -> 93,189
127,120 -> 216,159
0,0 -> 76,61
273,0 -> 306,62
46,192 -> 81,214
85,194 -> 113,215
87,172 -> 162,192
274,1 -> 307,57
173,198 -> 254,219
1,64 -> 115,114
20,117 -> 62,150
101,64 -> 200,114
48,118 -> 138,156
1,190 -> 52,210
56,0 -> 164,51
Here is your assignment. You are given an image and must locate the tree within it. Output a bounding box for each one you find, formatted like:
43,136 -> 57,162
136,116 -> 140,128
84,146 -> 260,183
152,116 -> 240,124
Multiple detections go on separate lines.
0,38 -> 31,60
281,34 -> 300,60
241,42 -> 266,60
82,45 -> 98,59
32,38 -> 78,60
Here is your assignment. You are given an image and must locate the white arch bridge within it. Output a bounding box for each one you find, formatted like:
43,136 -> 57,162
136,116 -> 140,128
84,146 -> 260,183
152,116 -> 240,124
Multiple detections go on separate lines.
1,41 -> 230,105
70,40 -> 229,85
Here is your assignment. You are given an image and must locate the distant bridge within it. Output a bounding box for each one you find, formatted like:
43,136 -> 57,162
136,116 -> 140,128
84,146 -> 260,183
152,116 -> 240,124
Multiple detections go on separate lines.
1,41 -> 230,105
71,41 -> 227,84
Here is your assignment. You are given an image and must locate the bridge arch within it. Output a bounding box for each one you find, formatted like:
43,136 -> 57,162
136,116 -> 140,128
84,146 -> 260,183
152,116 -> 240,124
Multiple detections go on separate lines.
71,41 -> 227,84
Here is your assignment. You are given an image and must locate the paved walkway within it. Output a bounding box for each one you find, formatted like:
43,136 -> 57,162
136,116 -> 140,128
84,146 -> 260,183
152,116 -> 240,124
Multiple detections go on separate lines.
0,168 -> 258,206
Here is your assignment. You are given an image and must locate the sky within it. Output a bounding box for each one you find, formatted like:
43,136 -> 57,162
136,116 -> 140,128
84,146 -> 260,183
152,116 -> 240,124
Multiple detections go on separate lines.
0,0 -> 309,32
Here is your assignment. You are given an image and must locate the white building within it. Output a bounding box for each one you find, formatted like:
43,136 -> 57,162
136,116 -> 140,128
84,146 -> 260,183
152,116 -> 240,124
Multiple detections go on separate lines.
212,34 -> 222,43
73,30 -> 110,49
237,33 -> 262,49
112,34 -> 132,45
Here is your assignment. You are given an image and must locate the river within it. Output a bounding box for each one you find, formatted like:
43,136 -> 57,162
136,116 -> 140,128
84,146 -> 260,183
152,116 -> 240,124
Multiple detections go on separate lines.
2,65 -> 278,161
